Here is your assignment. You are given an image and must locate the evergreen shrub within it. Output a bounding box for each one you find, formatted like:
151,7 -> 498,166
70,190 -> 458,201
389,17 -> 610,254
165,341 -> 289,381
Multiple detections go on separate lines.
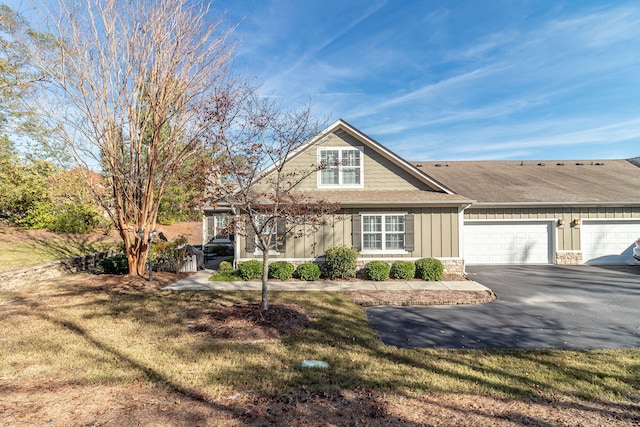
364,261 -> 390,281
268,261 -> 295,280
415,257 -> 444,281
390,260 -> 416,280
294,262 -> 321,281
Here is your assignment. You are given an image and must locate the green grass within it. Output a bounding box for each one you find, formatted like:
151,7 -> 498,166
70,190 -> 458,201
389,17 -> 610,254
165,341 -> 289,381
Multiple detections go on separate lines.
1,278 -> 639,406
209,271 -> 242,281
0,231 -> 117,272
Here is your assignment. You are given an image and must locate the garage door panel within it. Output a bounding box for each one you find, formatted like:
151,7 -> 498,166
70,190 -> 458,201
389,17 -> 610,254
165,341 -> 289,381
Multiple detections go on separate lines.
582,221 -> 640,265
465,222 -> 552,265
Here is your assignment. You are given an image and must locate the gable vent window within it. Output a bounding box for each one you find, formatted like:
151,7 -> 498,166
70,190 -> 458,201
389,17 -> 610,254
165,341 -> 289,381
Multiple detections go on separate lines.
318,147 -> 363,188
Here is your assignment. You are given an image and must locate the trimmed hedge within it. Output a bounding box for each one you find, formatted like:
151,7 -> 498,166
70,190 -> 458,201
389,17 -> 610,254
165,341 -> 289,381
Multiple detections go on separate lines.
415,257 -> 444,281
390,260 -> 416,280
324,244 -> 359,279
364,261 -> 390,281
294,263 -> 321,281
268,261 -> 295,280
237,260 -> 263,280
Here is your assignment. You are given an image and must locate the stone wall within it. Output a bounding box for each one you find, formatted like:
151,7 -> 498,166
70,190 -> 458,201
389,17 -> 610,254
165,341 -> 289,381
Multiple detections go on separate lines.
0,249 -> 120,290
555,251 -> 583,265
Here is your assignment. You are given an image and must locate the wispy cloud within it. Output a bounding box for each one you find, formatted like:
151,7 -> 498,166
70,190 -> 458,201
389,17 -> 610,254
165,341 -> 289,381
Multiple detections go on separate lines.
219,1 -> 640,161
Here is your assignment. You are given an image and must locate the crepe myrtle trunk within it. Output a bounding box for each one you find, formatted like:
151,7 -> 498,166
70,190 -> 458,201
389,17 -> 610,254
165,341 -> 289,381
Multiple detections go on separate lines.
261,250 -> 270,311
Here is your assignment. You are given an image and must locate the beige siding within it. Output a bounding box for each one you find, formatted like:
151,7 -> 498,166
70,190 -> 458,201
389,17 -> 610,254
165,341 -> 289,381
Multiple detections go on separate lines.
283,130 -> 434,192
238,207 -> 461,260
464,207 -> 640,251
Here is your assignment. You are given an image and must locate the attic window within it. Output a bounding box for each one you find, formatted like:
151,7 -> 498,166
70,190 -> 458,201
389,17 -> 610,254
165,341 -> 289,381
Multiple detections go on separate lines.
317,147 -> 364,188
556,163 -> 565,166
537,163 -> 545,166
576,162 -> 584,166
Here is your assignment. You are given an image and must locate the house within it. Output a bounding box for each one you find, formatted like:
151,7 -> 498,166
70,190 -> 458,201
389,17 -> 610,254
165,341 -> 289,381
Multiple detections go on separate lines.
203,119 -> 640,271
420,158 -> 640,265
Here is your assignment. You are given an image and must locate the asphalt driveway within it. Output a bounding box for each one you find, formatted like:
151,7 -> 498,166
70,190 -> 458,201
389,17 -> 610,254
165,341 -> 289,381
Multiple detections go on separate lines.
366,265 -> 640,349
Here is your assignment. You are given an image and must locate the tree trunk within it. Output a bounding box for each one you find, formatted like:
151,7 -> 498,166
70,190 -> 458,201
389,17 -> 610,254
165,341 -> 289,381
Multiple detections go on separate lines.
261,250 -> 270,311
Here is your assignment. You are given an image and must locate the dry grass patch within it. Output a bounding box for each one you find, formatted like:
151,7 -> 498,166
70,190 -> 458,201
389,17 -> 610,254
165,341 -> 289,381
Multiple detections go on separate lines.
0,226 -> 118,271
0,272 -> 639,426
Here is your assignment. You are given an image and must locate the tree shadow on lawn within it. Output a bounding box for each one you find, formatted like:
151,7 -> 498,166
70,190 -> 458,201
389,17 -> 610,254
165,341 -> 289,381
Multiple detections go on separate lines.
4,277 -> 639,426
20,229 -> 118,259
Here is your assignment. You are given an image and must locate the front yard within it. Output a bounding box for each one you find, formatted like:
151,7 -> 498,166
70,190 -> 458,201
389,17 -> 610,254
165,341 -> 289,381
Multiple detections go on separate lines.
1,272 -> 638,426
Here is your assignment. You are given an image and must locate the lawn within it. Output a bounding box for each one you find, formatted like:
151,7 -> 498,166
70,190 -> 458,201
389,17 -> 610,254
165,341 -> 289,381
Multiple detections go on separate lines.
1,273 -> 639,426
0,227 -> 118,272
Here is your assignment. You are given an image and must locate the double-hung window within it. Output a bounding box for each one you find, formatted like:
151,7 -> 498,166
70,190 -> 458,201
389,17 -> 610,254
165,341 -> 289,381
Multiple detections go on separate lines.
362,214 -> 405,251
318,147 -> 363,187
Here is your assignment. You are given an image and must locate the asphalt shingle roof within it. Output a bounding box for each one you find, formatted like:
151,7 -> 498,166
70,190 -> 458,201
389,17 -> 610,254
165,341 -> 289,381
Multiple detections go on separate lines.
415,159 -> 640,204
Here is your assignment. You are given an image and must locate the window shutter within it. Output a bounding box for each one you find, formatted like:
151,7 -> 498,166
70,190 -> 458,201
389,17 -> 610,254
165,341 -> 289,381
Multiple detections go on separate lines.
276,218 -> 286,252
245,219 -> 256,253
352,214 -> 361,251
404,214 -> 415,252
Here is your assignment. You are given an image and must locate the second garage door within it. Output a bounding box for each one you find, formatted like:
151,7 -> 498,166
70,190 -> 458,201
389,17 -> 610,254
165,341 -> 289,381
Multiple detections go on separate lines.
464,221 -> 552,264
581,220 -> 640,265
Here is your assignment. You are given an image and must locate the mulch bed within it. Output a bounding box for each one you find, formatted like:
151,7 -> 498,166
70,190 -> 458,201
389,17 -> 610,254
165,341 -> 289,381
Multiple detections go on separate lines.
186,303 -> 310,342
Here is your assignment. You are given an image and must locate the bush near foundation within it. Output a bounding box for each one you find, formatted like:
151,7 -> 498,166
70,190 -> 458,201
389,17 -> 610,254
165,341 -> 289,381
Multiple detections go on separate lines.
294,263 -> 321,281
237,260 -> 263,280
415,257 -> 444,281
268,261 -> 295,280
364,261 -> 390,281
390,260 -> 416,280
323,244 -> 358,279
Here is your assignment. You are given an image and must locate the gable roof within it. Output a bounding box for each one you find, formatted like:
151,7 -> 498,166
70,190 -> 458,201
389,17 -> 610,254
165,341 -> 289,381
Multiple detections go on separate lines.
416,159 -> 640,205
294,119 -> 456,195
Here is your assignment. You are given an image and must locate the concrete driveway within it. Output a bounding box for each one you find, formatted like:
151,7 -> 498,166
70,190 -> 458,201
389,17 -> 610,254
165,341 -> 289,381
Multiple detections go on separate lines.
366,265 -> 640,349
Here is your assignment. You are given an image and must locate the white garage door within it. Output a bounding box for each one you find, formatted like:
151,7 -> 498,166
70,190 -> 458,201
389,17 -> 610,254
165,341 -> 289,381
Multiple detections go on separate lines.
464,221 -> 552,264
581,221 -> 640,265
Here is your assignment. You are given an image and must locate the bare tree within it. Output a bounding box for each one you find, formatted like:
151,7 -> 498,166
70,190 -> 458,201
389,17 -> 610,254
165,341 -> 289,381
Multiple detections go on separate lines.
205,93 -> 339,311
21,0 -> 236,275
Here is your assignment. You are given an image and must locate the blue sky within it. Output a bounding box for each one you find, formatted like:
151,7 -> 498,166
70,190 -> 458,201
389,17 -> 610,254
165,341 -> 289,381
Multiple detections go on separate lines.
215,0 -> 640,161
6,0 -> 640,161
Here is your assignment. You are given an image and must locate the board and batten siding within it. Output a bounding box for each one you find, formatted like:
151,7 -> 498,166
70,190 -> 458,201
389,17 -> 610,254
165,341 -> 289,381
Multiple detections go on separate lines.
238,207 -> 460,260
464,207 -> 640,251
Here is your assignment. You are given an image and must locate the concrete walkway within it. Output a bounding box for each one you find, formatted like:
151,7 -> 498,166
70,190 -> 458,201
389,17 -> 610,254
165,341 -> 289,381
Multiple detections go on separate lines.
162,269 -> 490,291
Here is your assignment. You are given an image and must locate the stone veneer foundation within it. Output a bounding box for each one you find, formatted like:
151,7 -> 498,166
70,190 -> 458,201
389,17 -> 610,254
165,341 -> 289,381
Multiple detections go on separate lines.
555,251 -> 583,265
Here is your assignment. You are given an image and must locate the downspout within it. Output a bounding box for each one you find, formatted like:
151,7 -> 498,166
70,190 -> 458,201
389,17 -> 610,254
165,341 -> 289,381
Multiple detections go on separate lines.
459,203 -> 472,276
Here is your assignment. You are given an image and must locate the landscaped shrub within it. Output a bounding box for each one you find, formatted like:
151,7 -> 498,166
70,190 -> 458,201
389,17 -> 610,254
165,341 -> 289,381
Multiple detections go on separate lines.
99,254 -> 128,274
364,261 -> 390,281
323,244 -> 359,279
218,260 -> 233,273
415,257 -> 444,281
237,260 -> 263,280
294,262 -> 321,281
48,203 -> 105,234
390,260 -> 416,280
268,261 -> 295,280
152,235 -> 188,272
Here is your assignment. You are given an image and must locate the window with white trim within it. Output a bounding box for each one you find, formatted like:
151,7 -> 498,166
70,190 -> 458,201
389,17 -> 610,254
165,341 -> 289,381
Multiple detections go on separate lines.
362,214 -> 405,251
318,147 -> 363,187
